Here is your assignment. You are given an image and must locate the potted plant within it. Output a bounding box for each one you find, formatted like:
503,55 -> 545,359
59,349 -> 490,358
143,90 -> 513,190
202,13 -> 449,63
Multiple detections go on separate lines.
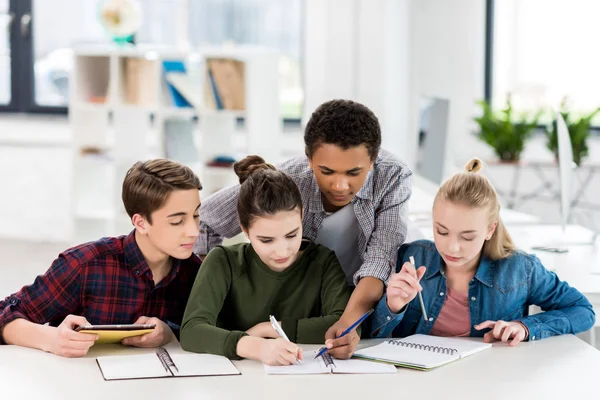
545,99 -> 600,166
474,96 -> 542,162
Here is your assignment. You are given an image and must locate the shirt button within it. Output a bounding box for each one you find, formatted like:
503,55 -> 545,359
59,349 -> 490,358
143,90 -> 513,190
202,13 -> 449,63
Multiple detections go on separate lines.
428,317 -> 433,322
439,292 -> 444,296
471,296 -> 477,301
532,336 -> 536,341
386,316 -> 391,321
146,271 -> 151,277
135,270 -> 140,276
9,298 -> 16,305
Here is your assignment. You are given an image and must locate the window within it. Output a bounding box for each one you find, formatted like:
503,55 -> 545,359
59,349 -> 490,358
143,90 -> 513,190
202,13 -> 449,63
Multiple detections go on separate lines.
490,0 -> 600,123
0,0 -> 10,106
2,0 -> 303,118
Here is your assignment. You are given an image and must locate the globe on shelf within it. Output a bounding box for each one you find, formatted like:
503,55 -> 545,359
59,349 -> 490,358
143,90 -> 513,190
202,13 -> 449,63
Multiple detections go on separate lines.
98,0 -> 142,45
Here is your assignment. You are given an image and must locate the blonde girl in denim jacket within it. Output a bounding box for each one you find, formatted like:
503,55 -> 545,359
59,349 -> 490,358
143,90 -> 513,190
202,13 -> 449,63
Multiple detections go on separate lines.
372,158 -> 595,345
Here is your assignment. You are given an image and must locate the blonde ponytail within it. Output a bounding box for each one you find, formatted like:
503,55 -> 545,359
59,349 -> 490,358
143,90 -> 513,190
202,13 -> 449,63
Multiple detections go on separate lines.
434,158 -> 516,260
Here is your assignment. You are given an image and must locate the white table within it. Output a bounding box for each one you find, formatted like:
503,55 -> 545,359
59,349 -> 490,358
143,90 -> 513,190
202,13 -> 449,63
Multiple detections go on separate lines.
0,336 -> 599,400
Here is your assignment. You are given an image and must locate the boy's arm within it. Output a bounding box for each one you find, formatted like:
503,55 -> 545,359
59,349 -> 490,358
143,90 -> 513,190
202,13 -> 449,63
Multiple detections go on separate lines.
283,254 -> 351,344
180,248 -> 248,359
327,166 -> 413,358
0,255 -> 95,355
0,255 -> 82,334
353,168 -> 413,286
2,315 -> 97,357
324,277 -> 384,356
194,184 -> 244,256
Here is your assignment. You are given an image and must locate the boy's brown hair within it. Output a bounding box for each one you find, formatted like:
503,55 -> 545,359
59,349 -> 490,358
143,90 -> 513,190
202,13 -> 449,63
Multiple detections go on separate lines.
122,159 -> 202,224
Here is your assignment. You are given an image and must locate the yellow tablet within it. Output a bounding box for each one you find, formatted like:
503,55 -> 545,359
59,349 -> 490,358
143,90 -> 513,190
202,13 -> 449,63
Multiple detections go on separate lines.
76,324 -> 156,345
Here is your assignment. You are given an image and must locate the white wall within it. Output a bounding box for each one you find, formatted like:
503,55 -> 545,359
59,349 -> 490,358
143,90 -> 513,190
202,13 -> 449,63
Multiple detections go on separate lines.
303,0 -> 489,175
303,0 -> 415,165
410,0 -> 490,175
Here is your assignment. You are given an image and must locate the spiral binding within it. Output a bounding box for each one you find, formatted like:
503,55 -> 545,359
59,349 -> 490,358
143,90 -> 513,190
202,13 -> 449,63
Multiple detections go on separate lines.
320,352 -> 335,368
387,339 -> 458,355
156,346 -> 179,374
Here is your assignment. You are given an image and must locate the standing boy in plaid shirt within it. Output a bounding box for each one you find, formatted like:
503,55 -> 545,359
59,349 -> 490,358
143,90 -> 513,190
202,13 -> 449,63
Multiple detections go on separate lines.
0,159 -> 202,357
195,99 -> 413,358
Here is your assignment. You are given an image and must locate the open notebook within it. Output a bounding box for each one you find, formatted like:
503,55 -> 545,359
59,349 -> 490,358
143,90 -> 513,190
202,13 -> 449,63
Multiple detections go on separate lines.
96,347 -> 240,381
353,334 -> 492,370
265,350 -> 396,375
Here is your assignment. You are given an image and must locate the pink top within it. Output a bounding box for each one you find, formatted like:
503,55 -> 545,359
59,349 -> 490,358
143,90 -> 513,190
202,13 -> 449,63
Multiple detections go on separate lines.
429,287 -> 471,337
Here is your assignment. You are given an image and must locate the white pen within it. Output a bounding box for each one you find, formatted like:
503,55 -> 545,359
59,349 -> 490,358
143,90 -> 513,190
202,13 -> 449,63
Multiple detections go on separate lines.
409,256 -> 428,321
269,315 -> 302,364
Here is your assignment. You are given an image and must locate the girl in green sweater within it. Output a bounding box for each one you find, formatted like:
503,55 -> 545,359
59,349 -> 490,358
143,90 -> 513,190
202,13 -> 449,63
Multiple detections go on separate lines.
180,155 -> 351,365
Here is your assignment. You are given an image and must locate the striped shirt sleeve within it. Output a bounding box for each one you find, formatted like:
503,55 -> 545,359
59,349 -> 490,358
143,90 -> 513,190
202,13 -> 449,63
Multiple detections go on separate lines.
353,162 -> 413,285
195,184 -> 244,256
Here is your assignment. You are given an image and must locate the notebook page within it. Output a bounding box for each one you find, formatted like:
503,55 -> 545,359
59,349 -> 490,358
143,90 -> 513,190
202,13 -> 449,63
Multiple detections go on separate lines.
264,351 -> 328,375
354,341 -> 457,369
96,354 -> 170,380
171,353 -> 240,377
332,358 -> 396,374
400,334 -> 492,358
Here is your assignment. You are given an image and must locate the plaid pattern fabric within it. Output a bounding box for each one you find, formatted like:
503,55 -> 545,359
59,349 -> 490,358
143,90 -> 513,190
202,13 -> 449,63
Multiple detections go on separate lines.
0,231 -> 201,332
195,149 -> 413,285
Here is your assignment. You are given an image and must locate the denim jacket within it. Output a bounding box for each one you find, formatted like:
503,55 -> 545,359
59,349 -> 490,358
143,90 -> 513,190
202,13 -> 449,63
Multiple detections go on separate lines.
371,240 -> 595,341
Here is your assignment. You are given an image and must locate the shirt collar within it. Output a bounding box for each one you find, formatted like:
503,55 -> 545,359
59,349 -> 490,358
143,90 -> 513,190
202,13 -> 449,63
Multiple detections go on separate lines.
124,230 -> 149,272
422,252 -> 443,280
123,230 -> 199,285
307,173 -> 325,214
354,167 -> 374,200
473,255 -> 494,287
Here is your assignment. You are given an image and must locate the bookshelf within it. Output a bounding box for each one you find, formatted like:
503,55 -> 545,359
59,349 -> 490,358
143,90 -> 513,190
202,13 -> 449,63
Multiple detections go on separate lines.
69,45 -> 281,241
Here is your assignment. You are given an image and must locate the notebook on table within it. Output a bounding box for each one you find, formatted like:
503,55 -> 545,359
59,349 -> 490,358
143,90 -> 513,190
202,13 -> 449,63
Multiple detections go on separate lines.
264,350 -> 396,375
96,347 -> 241,381
353,334 -> 492,370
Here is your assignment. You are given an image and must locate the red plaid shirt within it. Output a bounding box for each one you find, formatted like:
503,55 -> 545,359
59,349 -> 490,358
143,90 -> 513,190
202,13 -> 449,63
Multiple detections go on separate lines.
0,231 -> 201,338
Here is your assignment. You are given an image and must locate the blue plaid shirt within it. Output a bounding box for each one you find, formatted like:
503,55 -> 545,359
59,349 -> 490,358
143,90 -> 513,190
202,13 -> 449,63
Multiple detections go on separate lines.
194,149 -> 413,285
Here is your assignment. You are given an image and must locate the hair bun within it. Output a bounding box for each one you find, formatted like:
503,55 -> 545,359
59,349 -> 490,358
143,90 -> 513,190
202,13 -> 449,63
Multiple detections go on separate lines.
233,155 -> 276,184
464,158 -> 483,173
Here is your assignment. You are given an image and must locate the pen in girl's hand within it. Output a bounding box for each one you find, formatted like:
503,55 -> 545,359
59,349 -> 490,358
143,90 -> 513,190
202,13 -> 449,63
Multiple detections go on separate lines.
410,256 -> 428,321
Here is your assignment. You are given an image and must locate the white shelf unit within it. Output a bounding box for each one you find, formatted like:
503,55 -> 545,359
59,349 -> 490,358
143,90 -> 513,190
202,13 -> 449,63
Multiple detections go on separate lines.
69,45 -> 281,241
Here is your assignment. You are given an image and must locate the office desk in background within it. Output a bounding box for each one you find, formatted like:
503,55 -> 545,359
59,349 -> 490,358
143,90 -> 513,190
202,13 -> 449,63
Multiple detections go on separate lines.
1,336 -> 599,400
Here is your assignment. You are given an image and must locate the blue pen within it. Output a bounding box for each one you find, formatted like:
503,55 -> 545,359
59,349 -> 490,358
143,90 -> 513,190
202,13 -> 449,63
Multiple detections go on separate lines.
314,309 -> 374,359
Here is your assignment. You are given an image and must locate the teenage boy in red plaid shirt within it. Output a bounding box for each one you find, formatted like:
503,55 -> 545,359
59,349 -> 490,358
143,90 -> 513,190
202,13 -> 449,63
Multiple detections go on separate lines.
0,159 -> 202,357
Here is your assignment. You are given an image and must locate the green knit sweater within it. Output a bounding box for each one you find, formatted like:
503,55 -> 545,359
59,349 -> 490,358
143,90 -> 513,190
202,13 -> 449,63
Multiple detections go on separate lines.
180,240 -> 351,359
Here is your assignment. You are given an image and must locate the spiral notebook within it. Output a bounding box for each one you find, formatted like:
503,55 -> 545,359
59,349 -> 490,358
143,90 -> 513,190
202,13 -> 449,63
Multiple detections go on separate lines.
353,334 -> 491,370
96,347 -> 241,381
264,350 -> 396,375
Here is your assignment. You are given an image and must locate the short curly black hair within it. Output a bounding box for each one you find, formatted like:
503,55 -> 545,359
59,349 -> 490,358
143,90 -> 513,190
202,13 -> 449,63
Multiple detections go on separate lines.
304,99 -> 381,161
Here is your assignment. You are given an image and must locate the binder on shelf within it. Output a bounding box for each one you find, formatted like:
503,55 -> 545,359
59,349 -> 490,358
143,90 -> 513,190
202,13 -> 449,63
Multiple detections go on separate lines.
123,58 -> 158,105
204,58 -> 245,111
207,67 -> 224,110
165,72 -> 203,110
162,60 -> 192,108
